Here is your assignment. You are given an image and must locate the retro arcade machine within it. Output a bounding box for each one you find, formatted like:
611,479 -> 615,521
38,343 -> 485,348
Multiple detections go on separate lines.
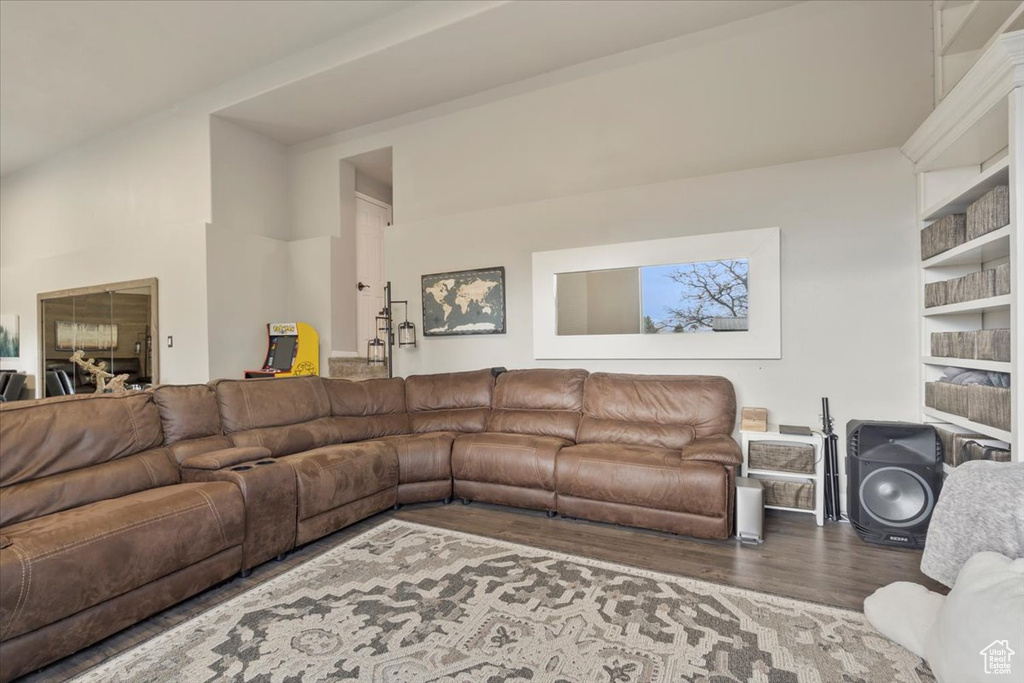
244,322 -> 319,378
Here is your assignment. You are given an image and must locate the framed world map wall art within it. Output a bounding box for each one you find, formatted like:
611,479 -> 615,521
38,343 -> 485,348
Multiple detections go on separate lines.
422,267 -> 506,336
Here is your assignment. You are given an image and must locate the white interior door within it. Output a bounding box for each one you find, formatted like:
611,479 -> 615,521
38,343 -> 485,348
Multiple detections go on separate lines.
356,195 -> 391,353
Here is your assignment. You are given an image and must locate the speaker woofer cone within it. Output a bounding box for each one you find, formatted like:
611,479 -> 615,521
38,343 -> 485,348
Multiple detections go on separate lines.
859,466 -> 934,528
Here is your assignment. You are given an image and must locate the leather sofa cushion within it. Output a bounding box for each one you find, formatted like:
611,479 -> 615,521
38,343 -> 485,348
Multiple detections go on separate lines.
283,442 -> 399,522
492,369 -> 586,411
555,443 -> 729,517
0,448 -> 179,527
375,432 -> 456,484
323,377 -> 405,416
577,417 -> 696,452
228,418 -> 338,458
405,369 -> 494,412
326,414 -> 409,443
0,482 -> 244,642
577,373 -> 736,449
486,369 -> 586,441
409,408 -> 488,435
213,377 -> 330,433
152,384 -> 222,444
0,392 -> 163,488
322,377 -> 409,441
452,433 -> 570,491
405,369 -> 493,434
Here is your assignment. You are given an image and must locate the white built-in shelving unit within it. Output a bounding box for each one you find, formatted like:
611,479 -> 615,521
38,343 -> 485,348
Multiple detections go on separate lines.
903,25 -> 1023,470
934,1 -> 1023,104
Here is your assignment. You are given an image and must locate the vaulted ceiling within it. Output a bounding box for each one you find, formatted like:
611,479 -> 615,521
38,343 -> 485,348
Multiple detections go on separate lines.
0,0 -> 412,175
0,0 -> 797,175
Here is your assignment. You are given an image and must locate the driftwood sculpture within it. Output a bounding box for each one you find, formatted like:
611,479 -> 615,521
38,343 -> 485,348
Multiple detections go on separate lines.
69,350 -> 129,393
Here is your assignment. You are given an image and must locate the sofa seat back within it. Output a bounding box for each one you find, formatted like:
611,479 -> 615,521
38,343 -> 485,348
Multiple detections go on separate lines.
405,369 -> 494,434
323,377 -> 409,441
577,373 -> 736,450
323,376 -> 458,505
152,384 -> 233,461
0,393 -> 177,527
213,377 -> 337,457
486,368 -> 586,441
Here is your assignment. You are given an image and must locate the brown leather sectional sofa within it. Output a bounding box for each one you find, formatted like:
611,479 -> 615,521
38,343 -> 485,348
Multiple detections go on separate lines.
0,368 -> 740,680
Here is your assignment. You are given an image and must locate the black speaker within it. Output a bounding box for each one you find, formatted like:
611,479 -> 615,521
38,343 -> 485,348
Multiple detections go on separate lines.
846,421 -> 943,548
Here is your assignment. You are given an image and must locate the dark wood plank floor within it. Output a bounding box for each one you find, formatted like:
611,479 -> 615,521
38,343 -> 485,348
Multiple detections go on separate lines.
22,502 -> 945,682
397,502 -> 947,609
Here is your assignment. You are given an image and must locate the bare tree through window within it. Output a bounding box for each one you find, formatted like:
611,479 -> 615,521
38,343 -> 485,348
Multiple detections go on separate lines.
641,259 -> 749,333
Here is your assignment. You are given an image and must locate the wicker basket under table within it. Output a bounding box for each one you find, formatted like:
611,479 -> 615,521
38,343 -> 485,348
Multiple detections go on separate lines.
741,429 -> 825,527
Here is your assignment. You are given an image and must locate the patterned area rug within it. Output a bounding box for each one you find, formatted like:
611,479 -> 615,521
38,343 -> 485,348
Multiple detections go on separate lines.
73,520 -> 932,682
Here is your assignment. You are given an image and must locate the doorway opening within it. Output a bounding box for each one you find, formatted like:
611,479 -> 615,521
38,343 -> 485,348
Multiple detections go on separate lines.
342,147 -> 393,358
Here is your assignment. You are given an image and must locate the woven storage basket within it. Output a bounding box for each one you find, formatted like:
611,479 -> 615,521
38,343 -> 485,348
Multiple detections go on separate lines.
995,262 -> 1011,297
952,330 -> 978,358
976,329 -> 1011,362
749,440 -> 815,474
966,185 -> 1010,240
930,331 -> 951,357
930,331 -> 977,359
962,440 -> 1012,463
936,426 -> 986,467
921,214 -> 967,259
968,384 -> 1011,431
761,477 -> 815,510
925,381 -> 970,416
925,281 -> 948,308
948,270 -> 996,304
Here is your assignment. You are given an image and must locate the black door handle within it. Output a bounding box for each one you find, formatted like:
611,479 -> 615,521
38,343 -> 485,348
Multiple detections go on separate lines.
357,282 -> 370,291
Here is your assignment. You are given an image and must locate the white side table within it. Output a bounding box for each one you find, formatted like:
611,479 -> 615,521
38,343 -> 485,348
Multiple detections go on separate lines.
740,429 -> 825,526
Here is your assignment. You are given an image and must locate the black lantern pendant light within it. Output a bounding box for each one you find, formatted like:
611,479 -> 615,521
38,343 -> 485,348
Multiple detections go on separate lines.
368,281 -> 415,377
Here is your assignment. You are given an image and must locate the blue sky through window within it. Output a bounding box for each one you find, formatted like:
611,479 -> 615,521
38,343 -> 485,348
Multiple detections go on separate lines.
641,259 -> 749,333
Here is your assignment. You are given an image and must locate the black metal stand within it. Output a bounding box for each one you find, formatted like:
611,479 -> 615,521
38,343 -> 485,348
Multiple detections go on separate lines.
377,281 -> 410,379
820,397 -> 842,521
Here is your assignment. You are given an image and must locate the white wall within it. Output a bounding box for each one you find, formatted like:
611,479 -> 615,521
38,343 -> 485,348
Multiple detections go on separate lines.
334,162 -> 357,354
207,119 -> 354,377
205,224 -> 289,379
210,116 -> 289,240
355,172 -> 393,206
291,0 -> 932,227
0,112 -> 212,388
288,236 -> 335,373
386,148 -> 921,508
205,117 -> 294,379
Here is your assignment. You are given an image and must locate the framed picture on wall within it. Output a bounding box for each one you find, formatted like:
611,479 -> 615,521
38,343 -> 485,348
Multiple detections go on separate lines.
55,321 -> 119,351
422,267 -> 506,336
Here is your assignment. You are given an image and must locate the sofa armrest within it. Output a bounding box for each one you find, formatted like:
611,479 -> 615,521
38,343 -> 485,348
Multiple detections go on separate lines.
181,458 -> 296,571
0,535 -> 10,549
679,435 -> 742,467
181,446 -> 272,471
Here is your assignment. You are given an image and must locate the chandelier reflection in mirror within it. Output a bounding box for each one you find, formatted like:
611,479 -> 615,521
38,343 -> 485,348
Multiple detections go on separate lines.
368,281 -> 416,377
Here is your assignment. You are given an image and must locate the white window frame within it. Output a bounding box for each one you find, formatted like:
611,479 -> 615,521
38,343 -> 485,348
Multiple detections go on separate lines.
532,227 -> 781,359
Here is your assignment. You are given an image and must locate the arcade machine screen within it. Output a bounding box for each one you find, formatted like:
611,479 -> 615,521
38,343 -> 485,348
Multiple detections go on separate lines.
269,335 -> 297,371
